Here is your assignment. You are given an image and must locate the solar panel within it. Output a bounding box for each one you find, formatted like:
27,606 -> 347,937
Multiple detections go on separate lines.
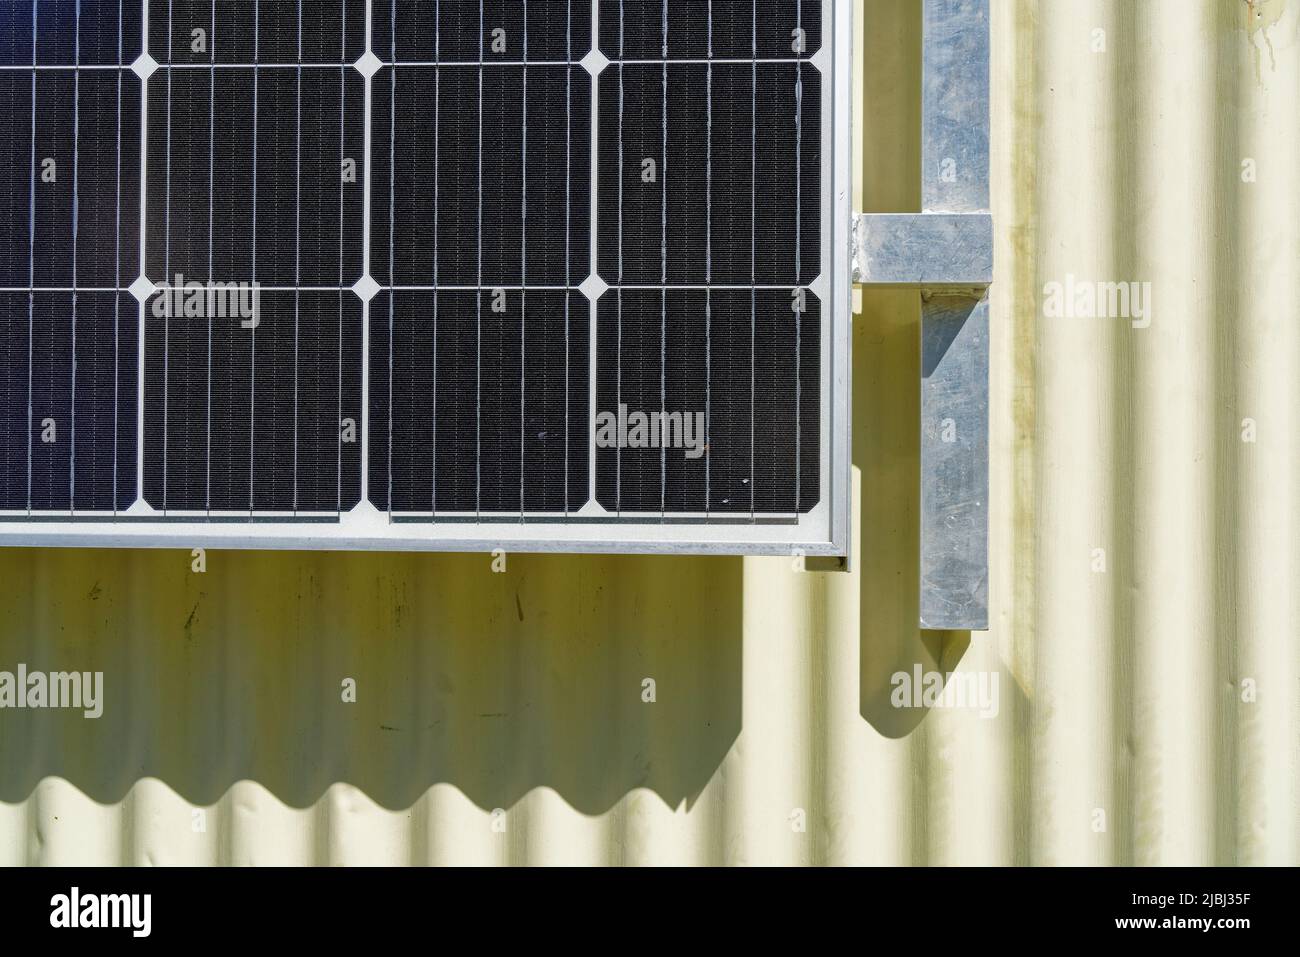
0,0 -> 852,557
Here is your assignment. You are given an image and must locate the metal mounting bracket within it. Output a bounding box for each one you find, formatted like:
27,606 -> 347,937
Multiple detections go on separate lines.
853,0 -> 991,630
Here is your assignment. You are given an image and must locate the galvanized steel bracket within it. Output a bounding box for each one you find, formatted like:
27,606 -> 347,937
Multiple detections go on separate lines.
852,212 -> 992,286
853,0 -> 991,630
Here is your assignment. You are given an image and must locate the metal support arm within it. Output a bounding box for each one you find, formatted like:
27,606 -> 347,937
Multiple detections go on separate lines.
854,0 -> 991,630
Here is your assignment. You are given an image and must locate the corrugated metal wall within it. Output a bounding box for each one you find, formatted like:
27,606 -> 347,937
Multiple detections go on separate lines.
1,0 -> 1297,866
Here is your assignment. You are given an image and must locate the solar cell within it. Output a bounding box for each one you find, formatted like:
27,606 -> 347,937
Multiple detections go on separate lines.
370,64 -> 590,288
146,0 -> 366,65
595,287 -> 819,515
0,0 -> 142,66
369,290 -> 588,515
0,69 -> 141,287
597,0 -> 819,62
0,291 -> 138,511
144,65 -> 365,285
143,290 -> 362,512
374,1 -> 593,65
596,62 -> 819,286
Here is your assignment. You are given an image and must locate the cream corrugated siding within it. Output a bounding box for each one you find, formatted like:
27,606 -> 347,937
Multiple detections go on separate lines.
0,0 -> 1297,866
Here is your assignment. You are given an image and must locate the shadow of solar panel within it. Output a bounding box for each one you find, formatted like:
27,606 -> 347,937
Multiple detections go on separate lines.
143,291 -> 362,512
0,0 -> 142,66
375,0 -> 593,64
369,290 -> 589,514
147,0 -> 367,65
595,288 -> 818,515
145,64 -> 365,285
0,292 -> 138,511
598,0 -> 820,61
0,69 -> 141,287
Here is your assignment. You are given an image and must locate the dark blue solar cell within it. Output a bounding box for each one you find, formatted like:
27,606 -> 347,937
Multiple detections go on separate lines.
598,0 -> 821,61
0,291 -> 137,511
370,63 -> 591,288
144,64 -> 364,286
369,290 -> 589,514
0,0 -> 142,66
596,288 -> 819,515
147,0 -> 366,65
0,69 -> 141,287
374,0 -> 593,64
597,61 -> 819,287
143,290 -> 363,513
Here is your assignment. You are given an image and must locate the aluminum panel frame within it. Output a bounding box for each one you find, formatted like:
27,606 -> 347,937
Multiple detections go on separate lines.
0,0 -> 854,559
